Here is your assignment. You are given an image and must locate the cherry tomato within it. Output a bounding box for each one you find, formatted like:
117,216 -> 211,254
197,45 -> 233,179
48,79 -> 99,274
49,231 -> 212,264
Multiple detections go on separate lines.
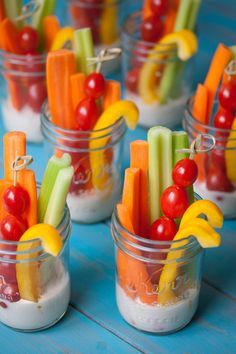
75,97 -> 99,131
150,0 -> 169,17
206,167 -> 234,192
69,155 -> 92,194
150,216 -> 177,241
0,251 -> 17,284
218,82 -> 236,112
125,67 -> 140,93
19,26 -> 39,54
161,185 -> 189,219
84,73 -> 106,99
140,16 -> 163,42
0,215 -> 26,241
27,80 -> 47,113
1,283 -> 20,303
3,185 -> 29,216
213,108 -> 234,130
172,158 -> 198,188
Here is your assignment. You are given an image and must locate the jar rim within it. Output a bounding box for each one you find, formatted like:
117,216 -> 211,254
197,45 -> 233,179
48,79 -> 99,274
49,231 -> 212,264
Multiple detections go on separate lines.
185,96 -> 236,134
0,184 -> 71,260
122,11 -> 178,57
68,0 -> 121,8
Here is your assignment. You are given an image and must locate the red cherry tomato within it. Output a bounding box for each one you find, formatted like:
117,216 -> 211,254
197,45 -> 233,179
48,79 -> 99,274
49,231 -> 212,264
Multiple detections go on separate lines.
0,215 -> 27,242
125,67 -> 140,93
0,250 -> 17,284
27,80 -> 47,113
3,185 -> 29,216
172,158 -> 198,188
84,73 -> 106,99
75,97 -> 99,131
206,167 -> 234,192
140,16 -> 163,42
150,0 -> 169,17
161,185 -> 189,219
19,26 -> 39,54
1,283 -> 20,303
213,108 -> 234,130
218,82 -> 236,112
150,216 -> 177,241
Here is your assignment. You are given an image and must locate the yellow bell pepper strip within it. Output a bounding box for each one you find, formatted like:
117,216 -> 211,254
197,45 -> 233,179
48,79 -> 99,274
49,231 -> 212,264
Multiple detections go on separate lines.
50,27 -> 74,51
225,117 -> 236,183
99,0 -> 118,45
139,30 -> 198,104
16,224 -> 63,302
179,200 -> 223,229
89,100 -> 139,190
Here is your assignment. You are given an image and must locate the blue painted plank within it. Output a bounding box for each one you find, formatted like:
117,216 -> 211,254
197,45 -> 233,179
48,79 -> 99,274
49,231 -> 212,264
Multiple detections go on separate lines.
0,306 -> 139,354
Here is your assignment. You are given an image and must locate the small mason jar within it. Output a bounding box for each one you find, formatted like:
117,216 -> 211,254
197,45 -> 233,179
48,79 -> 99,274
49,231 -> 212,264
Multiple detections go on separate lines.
121,11 -> 195,129
67,0 -> 122,74
0,50 -> 46,143
0,201 -> 71,332
41,102 -> 126,223
111,205 -> 203,334
183,98 -> 236,219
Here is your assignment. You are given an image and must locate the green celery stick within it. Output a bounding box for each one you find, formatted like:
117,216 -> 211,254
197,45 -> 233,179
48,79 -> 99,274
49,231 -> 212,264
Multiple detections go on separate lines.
174,0 -> 193,31
38,153 -> 72,223
4,0 -> 22,23
159,62 -> 178,104
148,127 -> 173,223
187,0 -> 202,31
44,166 -> 74,227
73,28 -> 95,75
172,131 -> 195,204
31,0 -> 56,37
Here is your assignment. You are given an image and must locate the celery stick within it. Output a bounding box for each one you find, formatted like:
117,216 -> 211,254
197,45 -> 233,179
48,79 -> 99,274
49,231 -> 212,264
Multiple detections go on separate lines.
159,62 -> 178,104
148,127 -> 173,223
4,0 -> 22,22
44,166 -> 74,227
38,153 -> 72,223
73,28 -> 95,75
31,0 -> 56,37
174,0 -> 192,31
187,0 -> 202,31
172,131 -> 194,204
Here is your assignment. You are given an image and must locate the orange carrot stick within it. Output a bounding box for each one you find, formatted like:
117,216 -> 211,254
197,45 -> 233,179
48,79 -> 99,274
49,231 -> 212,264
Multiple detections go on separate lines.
163,9 -> 177,36
47,49 -> 76,130
122,168 -> 140,235
130,140 -> 149,237
117,204 -> 156,304
4,132 -> 26,181
143,0 -> 152,20
43,15 -> 60,52
0,180 -> 12,220
17,170 -> 37,227
70,72 -> 86,110
102,80 -> 121,111
0,18 -> 22,54
204,44 -> 232,123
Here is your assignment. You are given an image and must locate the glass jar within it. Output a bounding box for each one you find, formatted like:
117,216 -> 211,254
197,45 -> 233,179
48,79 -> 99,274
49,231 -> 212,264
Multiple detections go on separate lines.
67,0 -> 122,74
111,205 -> 203,334
41,102 -> 126,223
0,201 -> 71,332
121,11 -> 194,129
183,98 -> 236,219
0,50 -> 46,143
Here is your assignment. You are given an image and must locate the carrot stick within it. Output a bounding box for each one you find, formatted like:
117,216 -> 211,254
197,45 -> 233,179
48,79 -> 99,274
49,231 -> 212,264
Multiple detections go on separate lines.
162,9 -> 177,35
3,132 -> 26,181
193,83 -> 208,124
204,44 -> 232,123
102,80 -> 121,111
43,15 -> 60,52
17,170 -> 37,227
0,0 -> 5,22
0,18 -> 22,54
47,49 -> 76,130
0,180 -> 12,220
143,0 -> 152,20
130,141 -> 149,237
70,72 -> 86,110
7,79 -> 25,111
117,204 -> 156,304
122,168 -> 140,235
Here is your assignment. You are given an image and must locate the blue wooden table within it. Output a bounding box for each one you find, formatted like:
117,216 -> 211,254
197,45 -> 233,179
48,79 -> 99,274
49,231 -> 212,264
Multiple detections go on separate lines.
0,1 -> 236,353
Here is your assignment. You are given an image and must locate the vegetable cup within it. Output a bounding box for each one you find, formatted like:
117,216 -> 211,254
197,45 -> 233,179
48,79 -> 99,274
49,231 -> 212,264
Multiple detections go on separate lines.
0,195 -> 71,332
111,203 -> 203,334
0,50 -> 46,143
67,0 -> 121,74
41,102 -> 126,223
121,11 -> 196,129
183,99 -> 236,219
